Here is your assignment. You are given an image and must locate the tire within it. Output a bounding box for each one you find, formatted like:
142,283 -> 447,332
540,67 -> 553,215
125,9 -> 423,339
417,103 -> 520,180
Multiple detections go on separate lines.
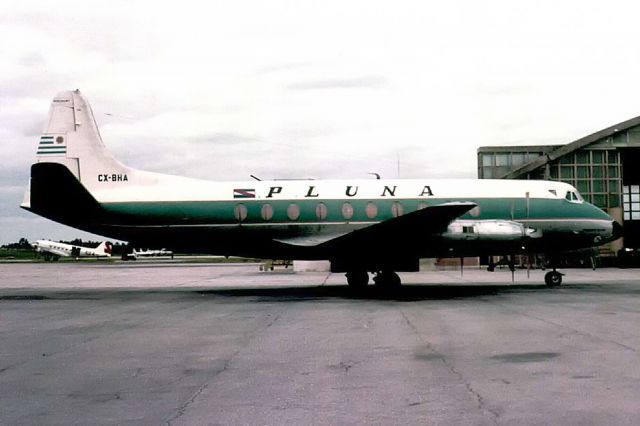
545,271 -> 562,287
346,270 -> 369,288
374,271 -> 402,288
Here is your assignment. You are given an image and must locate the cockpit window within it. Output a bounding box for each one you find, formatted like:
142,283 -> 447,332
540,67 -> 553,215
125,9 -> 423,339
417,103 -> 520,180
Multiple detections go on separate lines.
565,191 -> 583,203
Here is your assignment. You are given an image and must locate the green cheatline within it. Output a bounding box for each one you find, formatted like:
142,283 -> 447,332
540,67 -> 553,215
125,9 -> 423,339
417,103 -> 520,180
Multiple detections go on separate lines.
37,151 -> 66,155
101,196 -> 609,225
38,145 -> 64,149
40,136 -> 54,139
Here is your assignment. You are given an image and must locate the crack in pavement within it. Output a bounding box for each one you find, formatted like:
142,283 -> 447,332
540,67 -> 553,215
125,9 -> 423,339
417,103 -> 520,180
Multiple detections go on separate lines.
399,308 -> 500,425
164,310 -> 284,425
486,299 -> 638,353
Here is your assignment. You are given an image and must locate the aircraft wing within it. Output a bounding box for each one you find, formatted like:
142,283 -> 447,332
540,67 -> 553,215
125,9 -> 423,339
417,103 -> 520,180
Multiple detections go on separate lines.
276,202 -> 476,252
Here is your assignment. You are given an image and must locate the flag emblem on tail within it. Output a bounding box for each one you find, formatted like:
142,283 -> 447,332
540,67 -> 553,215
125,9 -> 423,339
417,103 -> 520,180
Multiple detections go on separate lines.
233,189 -> 256,199
37,135 -> 67,155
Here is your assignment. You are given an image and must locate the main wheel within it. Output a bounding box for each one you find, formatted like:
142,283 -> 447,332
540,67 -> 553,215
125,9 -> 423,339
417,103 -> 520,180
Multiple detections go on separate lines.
545,271 -> 562,287
346,270 -> 369,288
373,271 -> 402,288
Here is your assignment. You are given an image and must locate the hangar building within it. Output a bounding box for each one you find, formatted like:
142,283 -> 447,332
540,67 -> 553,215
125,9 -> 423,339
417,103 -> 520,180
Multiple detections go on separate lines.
478,115 -> 640,254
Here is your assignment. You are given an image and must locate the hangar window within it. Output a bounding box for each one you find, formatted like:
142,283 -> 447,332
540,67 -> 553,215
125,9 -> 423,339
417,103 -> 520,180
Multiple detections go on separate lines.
287,204 -> 300,220
577,180 -> 590,194
365,202 -> 378,219
512,153 -> 526,166
316,203 -> 328,220
577,166 -> 589,178
560,166 -> 574,179
576,151 -> 589,164
234,204 -> 248,222
391,202 -> 404,218
495,154 -> 509,167
342,202 -> 354,220
623,185 -> 640,220
592,151 -> 605,164
592,166 -> 605,178
261,204 -> 273,221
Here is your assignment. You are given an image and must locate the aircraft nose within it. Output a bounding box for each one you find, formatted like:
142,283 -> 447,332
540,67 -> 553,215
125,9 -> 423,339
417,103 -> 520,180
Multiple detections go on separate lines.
612,220 -> 624,240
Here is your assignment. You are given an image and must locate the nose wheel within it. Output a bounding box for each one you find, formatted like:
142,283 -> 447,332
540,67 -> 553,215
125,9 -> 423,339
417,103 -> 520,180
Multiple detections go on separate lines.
544,270 -> 563,286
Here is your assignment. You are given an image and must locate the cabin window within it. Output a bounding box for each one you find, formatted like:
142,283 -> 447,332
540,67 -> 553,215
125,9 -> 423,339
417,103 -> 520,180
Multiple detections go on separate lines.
365,202 -> 378,219
316,203 -> 328,220
287,204 -> 300,220
463,226 -> 475,234
342,202 -> 354,220
261,204 -> 273,221
391,202 -> 404,218
234,204 -> 248,222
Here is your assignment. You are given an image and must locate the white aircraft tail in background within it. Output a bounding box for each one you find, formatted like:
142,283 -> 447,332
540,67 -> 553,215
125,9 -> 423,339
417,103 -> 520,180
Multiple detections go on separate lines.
33,240 -> 112,261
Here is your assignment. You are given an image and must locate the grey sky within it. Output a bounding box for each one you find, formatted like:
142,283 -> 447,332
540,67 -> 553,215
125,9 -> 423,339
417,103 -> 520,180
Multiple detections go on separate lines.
2,0 -> 640,244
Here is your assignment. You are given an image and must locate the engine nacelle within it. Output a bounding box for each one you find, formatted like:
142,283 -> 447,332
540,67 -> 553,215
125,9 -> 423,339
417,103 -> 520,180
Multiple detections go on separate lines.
442,220 -> 539,242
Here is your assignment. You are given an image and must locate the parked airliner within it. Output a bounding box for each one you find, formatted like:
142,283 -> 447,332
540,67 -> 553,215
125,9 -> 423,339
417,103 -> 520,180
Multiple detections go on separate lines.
33,239 -> 112,261
21,91 -> 621,287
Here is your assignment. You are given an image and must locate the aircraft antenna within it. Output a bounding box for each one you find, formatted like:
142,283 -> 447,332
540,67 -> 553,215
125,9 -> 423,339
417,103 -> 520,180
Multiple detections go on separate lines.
250,175 -> 262,181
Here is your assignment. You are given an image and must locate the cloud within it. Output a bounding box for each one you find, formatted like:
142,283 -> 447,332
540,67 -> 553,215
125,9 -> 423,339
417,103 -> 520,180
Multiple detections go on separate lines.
4,0 -> 640,243
287,76 -> 388,91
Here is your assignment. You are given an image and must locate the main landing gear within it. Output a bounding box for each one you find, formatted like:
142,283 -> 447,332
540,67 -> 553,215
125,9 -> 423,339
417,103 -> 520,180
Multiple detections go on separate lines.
373,270 -> 401,288
345,270 -> 402,289
544,270 -> 563,287
345,270 -> 369,288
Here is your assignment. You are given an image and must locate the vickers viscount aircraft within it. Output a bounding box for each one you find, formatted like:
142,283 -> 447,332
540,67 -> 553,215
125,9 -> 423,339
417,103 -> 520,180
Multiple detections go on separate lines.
33,239 -> 112,261
21,90 -> 621,287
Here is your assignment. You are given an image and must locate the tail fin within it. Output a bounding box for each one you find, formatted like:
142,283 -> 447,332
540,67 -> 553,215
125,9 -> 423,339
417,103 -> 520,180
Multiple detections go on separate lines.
34,90 -> 130,188
22,90 -> 133,212
95,241 -> 113,257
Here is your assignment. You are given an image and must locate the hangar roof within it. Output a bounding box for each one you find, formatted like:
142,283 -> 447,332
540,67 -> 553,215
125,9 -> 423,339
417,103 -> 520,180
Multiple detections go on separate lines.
479,114 -> 640,179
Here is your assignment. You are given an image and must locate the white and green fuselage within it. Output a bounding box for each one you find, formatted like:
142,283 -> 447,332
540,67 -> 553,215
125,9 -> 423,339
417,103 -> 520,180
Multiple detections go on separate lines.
22,91 -> 619,273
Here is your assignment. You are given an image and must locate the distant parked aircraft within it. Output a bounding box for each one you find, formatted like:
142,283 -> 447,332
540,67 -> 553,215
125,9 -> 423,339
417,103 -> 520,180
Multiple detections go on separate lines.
33,240 -> 112,261
125,248 -> 174,260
